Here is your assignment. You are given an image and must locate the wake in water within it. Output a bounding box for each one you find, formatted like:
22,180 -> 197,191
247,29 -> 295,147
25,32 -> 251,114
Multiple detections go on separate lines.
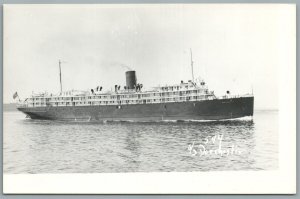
20,116 -> 253,126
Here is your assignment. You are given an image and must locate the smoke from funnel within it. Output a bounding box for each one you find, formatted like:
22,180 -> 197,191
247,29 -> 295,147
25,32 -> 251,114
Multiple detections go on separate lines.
121,64 -> 132,71
107,61 -> 133,71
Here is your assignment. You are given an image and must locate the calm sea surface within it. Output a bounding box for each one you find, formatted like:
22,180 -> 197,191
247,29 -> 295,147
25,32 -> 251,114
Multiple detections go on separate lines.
4,110 -> 278,173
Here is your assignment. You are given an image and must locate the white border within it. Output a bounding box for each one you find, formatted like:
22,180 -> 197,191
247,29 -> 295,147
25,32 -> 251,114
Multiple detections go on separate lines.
3,4 -> 296,194
2,170 -> 296,194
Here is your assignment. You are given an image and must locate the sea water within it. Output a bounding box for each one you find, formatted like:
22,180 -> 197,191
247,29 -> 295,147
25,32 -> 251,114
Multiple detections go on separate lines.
3,110 -> 278,173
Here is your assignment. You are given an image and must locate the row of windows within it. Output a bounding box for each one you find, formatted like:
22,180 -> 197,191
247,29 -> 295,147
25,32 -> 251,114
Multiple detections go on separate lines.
28,90 -> 208,102
160,85 -> 192,91
26,96 -> 211,107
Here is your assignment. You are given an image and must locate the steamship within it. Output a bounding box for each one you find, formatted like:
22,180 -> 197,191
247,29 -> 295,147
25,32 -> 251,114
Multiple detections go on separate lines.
16,56 -> 254,122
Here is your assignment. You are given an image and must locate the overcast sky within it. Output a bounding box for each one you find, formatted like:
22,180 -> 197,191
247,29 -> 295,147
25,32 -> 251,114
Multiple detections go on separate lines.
4,4 -> 295,109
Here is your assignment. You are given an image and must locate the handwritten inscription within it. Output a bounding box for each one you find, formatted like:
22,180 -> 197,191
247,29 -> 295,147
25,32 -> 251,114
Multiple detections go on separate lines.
187,134 -> 242,157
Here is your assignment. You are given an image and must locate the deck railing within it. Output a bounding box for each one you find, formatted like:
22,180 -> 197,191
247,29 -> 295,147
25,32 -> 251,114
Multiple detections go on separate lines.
17,94 -> 253,108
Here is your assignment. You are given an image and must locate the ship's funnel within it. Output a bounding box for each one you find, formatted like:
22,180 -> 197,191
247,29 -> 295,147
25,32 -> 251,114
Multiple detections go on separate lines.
126,71 -> 137,89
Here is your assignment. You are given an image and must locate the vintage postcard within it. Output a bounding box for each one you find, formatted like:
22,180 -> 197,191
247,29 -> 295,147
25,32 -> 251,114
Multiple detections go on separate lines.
3,4 -> 296,194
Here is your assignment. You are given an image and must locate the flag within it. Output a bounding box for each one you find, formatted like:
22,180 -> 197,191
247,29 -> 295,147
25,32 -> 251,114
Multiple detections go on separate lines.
13,92 -> 18,99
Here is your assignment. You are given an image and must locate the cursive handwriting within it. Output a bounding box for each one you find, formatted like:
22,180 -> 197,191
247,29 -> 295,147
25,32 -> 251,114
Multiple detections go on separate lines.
187,134 -> 243,157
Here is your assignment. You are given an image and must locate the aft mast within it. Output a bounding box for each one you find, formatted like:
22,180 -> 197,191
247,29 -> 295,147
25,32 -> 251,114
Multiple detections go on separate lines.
59,60 -> 62,94
190,48 -> 195,83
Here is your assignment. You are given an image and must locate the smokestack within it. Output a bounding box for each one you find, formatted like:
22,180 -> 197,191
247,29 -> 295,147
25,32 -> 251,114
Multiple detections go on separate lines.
126,71 -> 137,89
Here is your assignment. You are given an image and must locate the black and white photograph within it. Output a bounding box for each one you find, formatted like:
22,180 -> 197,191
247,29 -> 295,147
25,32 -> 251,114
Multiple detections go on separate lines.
3,4 -> 296,194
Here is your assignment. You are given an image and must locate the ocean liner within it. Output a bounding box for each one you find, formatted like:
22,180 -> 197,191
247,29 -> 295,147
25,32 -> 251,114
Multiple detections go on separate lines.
16,52 -> 254,122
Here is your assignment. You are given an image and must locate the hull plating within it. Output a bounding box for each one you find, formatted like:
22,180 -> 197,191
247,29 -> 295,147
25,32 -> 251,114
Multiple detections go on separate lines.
17,96 -> 254,121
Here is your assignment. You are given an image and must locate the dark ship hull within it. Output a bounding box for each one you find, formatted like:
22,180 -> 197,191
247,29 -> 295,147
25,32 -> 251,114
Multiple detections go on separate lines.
17,96 -> 254,122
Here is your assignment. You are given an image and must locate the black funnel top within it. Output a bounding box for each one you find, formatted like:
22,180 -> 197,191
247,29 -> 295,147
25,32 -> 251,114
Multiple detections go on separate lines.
125,71 -> 136,89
